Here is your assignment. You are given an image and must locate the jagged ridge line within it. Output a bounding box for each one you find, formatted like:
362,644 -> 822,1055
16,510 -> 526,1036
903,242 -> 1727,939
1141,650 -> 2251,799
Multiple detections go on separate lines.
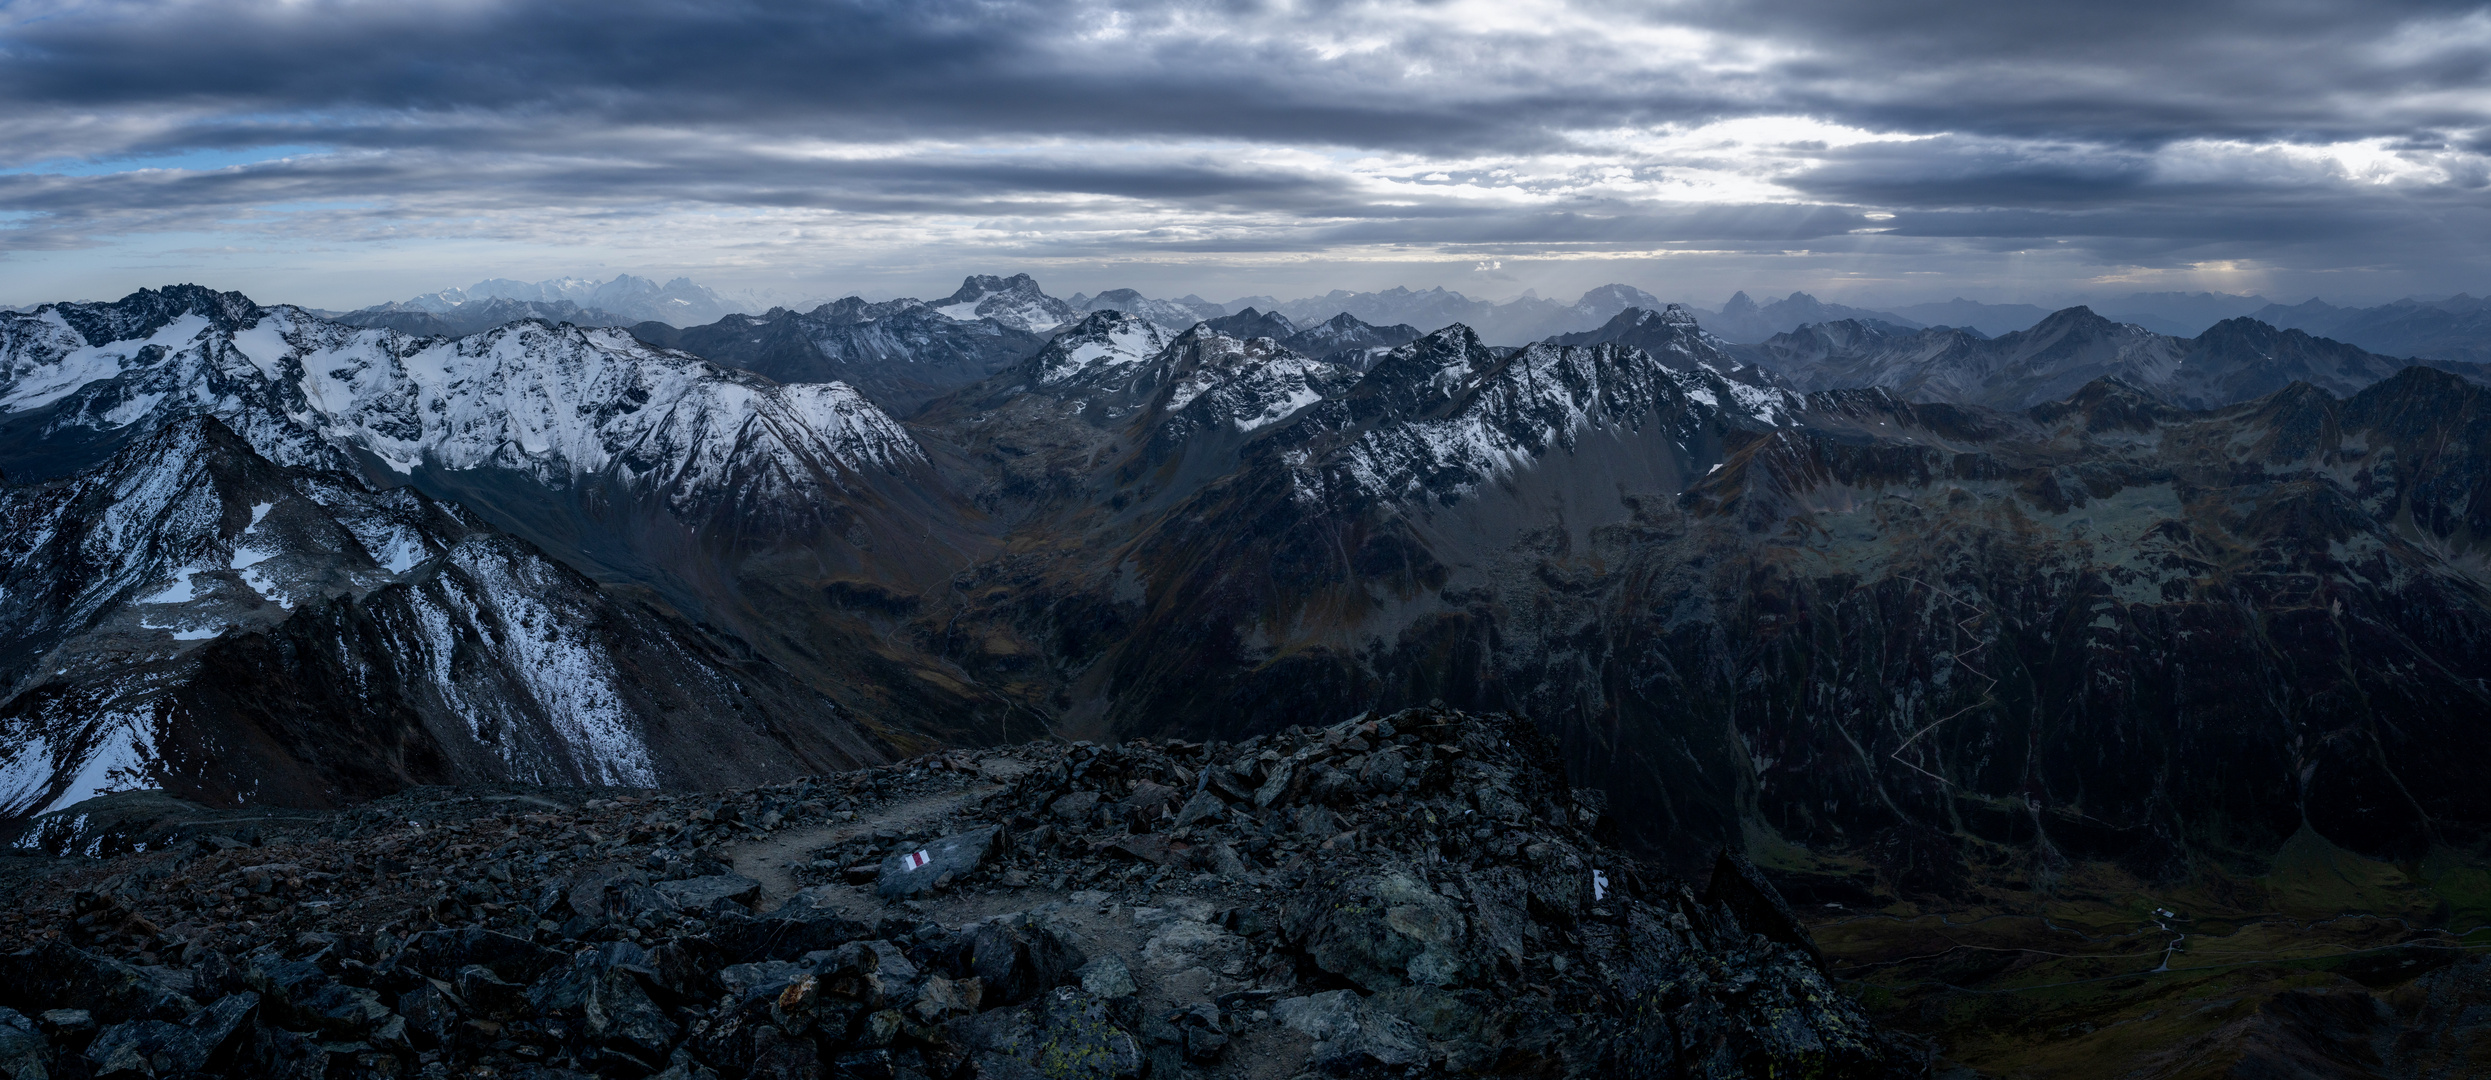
1889,575 -> 2002,786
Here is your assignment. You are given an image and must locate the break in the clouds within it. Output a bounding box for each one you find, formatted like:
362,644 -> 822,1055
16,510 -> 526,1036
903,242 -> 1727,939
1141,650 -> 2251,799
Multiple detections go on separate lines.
1,0 -> 2487,307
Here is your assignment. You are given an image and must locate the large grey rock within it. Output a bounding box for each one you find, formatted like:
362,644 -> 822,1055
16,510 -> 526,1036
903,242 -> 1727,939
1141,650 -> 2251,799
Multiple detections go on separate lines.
822,941 -> 920,1010
1704,849 -> 1822,964
525,942 -> 679,1059
0,1007 -> 49,1080
1272,989 -> 1427,1068
717,961 -> 807,1006
876,827 -> 998,898
963,912 -> 1087,1006
387,928 -> 565,984
1076,955 -> 1136,1000
653,873 -> 761,911
1282,870 -> 1470,990
1048,791 -> 1101,823
1139,917 -> 1252,977
0,943 -> 196,1024
83,991 -> 257,1077
1172,790 -> 1228,829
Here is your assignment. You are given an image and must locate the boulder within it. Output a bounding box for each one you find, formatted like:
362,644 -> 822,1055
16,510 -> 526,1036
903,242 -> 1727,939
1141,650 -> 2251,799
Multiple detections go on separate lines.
704,895 -> 870,962
83,991 -> 257,1078
1172,790 -> 1228,829
1048,791 -> 1101,823
716,960 -> 807,1006
0,943 -> 196,1024
1139,918 -> 1251,978
387,928 -> 565,985
1283,870 -> 1470,991
652,872 -> 761,911
1272,989 -> 1427,1069
876,827 -> 997,898
452,964 -> 528,1021
964,913 -> 1087,1006
525,942 -> 679,1061
821,940 -> 920,1010
0,1007 -> 49,1079
1076,955 -> 1136,1000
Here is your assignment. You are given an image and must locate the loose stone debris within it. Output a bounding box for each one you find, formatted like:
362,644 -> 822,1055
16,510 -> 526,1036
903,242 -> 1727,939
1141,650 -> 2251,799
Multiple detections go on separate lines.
0,707 -> 1927,1077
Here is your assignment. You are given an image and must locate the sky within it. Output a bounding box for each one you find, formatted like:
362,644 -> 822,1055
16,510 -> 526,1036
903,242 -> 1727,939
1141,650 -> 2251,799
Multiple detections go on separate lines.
2,0 -> 2489,311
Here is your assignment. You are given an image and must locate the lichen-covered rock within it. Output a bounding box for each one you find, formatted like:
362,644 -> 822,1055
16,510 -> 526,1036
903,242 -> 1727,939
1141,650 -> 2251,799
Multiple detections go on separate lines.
947,986 -> 1142,1080
1283,869 -> 1468,990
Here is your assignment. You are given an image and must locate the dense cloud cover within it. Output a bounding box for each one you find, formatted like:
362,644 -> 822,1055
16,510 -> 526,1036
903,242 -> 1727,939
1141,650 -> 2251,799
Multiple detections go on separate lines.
1,0 -> 2487,305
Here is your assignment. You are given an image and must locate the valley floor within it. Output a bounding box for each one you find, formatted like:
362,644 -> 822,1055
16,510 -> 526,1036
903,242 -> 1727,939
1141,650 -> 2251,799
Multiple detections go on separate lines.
1775,841 -> 2491,1077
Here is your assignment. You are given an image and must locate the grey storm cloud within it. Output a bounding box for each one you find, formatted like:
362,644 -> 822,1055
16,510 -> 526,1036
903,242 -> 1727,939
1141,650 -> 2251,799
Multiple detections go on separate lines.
2,0 -> 2488,301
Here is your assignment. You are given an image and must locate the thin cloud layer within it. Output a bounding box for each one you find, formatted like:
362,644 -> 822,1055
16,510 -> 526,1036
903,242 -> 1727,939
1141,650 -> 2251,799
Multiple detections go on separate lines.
1,0 -> 2486,305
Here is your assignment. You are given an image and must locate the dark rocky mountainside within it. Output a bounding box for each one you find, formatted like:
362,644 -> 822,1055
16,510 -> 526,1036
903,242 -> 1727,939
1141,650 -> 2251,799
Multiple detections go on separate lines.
629,295 -> 1046,416
904,300 -> 2491,871
1733,306 -> 2480,409
0,709 -> 1928,1079
11,281 -> 2491,1077
0,286 -> 995,822
10,282 -> 2491,894
1197,308 -> 1424,371
1549,304 -> 1789,385
0,415 -> 887,821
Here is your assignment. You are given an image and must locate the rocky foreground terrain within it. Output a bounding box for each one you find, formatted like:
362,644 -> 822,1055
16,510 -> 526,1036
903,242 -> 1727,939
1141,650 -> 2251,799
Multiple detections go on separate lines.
0,708 -> 1926,1078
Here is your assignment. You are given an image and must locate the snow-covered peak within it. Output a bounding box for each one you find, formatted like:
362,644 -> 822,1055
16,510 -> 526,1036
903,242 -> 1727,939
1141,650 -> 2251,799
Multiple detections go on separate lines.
1344,324 -> 1502,423
1289,312 -> 1385,350
933,274 -> 1078,333
0,290 -> 926,519
1031,310 -> 1169,387
1072,288 -> 1224,332
1154,327 -> 1350,433
1289,332 -> 1798,509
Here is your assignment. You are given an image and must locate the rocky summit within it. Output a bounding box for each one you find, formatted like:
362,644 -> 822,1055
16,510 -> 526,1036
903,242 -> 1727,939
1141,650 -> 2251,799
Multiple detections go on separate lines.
0,709 -> 1926,1079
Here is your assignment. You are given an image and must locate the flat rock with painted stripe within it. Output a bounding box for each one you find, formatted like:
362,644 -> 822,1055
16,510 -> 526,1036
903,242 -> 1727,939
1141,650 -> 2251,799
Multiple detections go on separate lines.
875,827 -> 999,899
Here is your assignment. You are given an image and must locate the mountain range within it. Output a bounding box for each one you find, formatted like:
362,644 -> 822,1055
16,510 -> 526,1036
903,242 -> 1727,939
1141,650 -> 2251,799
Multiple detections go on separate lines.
628,276 -> 1426,415
361,274 -> 751,328
4,282 -> 2490,894
1729,306 -> 2489,409
2252,293 -> 2491,365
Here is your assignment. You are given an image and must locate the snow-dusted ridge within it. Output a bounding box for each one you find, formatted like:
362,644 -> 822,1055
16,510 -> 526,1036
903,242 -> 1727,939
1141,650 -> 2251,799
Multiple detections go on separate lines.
1285,325 -> 1802,507
0,287 -> 925,517
0,415 -> 870,823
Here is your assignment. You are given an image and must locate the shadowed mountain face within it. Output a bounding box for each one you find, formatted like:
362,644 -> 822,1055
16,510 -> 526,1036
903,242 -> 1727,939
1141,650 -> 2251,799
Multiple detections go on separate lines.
2254,293 -> 2491,366
8,285 -> 2491,888
904,309 -> 2491,869
0,286 -> 1002,822
630,291 -> 1048,416
0,415 -> 888,821
1733,306 -> 2483,410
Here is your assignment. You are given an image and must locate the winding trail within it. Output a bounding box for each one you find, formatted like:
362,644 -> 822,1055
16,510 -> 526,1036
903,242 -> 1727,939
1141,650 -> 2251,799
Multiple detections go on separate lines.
722,767 -> 1022,909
